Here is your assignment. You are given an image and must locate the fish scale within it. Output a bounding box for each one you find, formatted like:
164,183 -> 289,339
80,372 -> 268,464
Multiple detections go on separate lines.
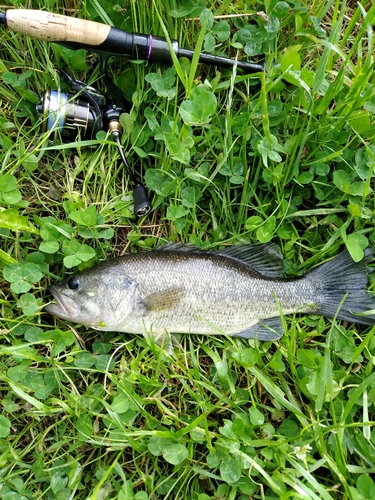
44,243 -> 375,342
113,252 -> 305,333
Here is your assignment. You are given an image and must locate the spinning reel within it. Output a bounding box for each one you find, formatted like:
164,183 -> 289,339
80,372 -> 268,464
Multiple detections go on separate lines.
36,70 -> 151,218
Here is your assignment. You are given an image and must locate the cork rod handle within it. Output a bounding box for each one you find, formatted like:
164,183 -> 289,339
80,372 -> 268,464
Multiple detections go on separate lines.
5,9 -> 110,46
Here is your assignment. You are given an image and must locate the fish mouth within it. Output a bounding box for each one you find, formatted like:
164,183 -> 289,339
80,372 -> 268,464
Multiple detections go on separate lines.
44,285 -> 81,320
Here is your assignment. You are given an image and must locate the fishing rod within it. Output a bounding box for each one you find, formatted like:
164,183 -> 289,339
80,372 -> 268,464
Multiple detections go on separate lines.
0,10 -> 264,73
0,9 -> 264,216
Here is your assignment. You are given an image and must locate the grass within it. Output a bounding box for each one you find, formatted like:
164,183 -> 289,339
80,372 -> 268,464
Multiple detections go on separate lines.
1,0 -> 375,498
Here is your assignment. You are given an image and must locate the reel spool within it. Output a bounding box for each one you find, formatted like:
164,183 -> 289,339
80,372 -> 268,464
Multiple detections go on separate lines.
36,80 -> 106,141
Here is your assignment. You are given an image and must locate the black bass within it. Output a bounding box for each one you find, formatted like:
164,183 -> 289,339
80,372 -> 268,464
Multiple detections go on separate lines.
44,243 -> 375,341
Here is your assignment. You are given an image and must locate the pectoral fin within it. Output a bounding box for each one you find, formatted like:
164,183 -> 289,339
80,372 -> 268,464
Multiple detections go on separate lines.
233,317 -> 284,341
141,287 -> 184,314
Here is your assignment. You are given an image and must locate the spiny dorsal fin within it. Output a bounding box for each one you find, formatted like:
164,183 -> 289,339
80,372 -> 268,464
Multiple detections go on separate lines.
157,242 -> 285,278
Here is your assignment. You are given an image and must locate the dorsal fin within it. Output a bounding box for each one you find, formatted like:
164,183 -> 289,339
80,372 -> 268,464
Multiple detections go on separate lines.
157,242 -> 285,278
217,243 -> 284,278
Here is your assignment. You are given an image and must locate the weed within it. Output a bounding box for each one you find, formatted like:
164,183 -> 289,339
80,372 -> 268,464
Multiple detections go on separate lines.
1,0 -> 375,499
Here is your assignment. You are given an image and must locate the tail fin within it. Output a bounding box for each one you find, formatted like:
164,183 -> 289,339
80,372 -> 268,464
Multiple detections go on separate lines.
307,248 -> 375,326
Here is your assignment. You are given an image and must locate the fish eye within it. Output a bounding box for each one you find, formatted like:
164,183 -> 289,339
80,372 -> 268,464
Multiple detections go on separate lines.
67,277 -> 80,290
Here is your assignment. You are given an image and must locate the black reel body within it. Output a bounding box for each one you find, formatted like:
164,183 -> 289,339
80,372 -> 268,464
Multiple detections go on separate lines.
37,71 -> 151,217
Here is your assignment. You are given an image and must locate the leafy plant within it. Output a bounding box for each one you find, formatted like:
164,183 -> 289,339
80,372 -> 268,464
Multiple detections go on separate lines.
1,0 -> 375,498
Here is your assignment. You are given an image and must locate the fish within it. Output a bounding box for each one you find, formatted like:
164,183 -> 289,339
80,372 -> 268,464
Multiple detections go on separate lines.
44,243 -> 375,342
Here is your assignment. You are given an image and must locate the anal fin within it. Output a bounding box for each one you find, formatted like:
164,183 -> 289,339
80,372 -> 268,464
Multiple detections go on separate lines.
233,317 -> 284,341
